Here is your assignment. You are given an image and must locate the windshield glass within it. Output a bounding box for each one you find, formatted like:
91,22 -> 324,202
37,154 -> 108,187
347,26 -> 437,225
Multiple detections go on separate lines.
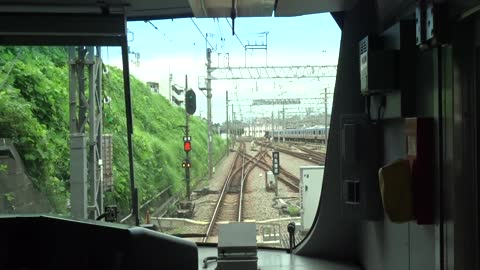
0,13 -> 339,249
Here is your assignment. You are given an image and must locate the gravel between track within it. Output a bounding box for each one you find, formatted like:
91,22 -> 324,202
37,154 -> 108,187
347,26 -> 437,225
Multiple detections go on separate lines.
271,142 -> 318,179
209,149 -> 238,191
242,166 -> 279,221
161,139 -> 321,247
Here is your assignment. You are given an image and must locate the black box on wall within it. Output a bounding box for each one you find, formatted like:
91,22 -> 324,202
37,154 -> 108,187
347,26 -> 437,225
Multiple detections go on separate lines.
340,114 -> 384,220
366,20 -> 417,120
360,35 -> 399,95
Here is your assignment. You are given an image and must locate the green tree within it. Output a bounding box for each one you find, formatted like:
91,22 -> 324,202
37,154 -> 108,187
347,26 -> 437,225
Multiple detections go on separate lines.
0,46 -> 226,216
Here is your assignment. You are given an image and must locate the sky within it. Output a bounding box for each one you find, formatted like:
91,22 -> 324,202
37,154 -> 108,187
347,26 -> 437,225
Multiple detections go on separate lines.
106,13 -> 341,124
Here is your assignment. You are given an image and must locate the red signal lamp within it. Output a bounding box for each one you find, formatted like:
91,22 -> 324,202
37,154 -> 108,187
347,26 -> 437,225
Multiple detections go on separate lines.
184,141 -> 191,152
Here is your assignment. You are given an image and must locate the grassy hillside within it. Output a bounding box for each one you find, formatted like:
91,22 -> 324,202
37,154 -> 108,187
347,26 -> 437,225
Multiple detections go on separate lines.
0,46 -> 226,214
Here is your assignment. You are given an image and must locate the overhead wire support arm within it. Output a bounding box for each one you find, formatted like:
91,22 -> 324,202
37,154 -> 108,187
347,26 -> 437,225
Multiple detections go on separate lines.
251,99 -> 301,106
208,65 -> 338,80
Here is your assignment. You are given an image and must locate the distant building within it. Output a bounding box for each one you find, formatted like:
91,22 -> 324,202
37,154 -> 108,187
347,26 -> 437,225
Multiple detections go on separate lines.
146,82 -> 160,94
171,84 -> 184,107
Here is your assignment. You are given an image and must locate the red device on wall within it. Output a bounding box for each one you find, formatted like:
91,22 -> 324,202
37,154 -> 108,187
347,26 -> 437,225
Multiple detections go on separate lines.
405,117 -> 434,225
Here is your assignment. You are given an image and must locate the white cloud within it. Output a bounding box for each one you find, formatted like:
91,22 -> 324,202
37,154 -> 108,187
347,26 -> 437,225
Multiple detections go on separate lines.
108,50 -> 338,124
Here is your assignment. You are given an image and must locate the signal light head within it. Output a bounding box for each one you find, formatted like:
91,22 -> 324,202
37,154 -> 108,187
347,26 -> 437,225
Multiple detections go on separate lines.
272,151 -> 280,175
185,89 -> 197,115
182,159 -> 191,168
184,141 -> 191,152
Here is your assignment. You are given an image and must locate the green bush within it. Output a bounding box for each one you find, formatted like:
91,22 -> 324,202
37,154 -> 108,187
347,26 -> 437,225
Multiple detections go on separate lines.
0,164 -> 7,173
0,46 -> 226,215
103,66 -> 226,210
287,205 -> 300,217
0,47 -> 69,213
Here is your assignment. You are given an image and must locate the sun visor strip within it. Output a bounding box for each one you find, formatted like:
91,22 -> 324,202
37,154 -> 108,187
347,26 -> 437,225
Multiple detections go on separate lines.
0,13 -> 126,46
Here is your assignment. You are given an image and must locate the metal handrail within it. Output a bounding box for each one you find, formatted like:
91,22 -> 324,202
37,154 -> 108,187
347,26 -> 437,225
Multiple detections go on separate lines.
120,185 -> 172,224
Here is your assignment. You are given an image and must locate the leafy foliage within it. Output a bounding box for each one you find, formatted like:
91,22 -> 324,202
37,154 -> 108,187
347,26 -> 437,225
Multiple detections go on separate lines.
4,192 -> 16,213
103,66 -> 227,211
0,164 -> 7,173
0,47 -> 69,213
287,205 -> 300,217
0,46 -> 226,215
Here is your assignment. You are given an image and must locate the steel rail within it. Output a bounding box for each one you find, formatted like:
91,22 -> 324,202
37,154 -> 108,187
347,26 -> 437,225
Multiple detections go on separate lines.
204,144 -> 273,241
238,154 -> 245,222
258,142 -> 324,165
238,148 -> 269,222
294,145 -> 326,161
202,149 -> 241,242
240,151 -> 300,192
263,153 -> 302,184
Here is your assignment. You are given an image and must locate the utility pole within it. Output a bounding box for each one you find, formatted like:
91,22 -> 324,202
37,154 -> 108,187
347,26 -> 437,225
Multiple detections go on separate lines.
232,104 -> 235,144
206,48 -> 213,178
169,73 -> 173,104
271,111 -> 274,142
185,75 -> 191,200
244,31 -> 269,67
69,46 -> 103,220
282,103 -> 285,142
324,87 -> 328,143
265,32 -> 269,66
226,91 -> 229,155
277,110 -> 281,142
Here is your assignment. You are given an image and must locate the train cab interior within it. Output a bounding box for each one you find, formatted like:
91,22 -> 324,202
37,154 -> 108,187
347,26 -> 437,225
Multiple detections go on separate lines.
1,0 -> 480,270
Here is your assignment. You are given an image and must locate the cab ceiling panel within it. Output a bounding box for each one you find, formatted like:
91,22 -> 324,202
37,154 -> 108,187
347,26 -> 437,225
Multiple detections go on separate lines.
0,0 -> 125,13
275,0 -> 358,16
0,0 -> 192,20
125,0 -> 192,20
0,0 -> 363,19
375,0 -> 416,26
188,0 -> 275,18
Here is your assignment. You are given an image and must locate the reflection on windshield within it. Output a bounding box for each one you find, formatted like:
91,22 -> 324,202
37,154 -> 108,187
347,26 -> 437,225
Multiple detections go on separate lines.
0,13 -> 338,249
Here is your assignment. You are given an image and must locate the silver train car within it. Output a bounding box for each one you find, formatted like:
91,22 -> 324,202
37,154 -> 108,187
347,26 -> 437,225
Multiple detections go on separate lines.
269,127 -> 329,143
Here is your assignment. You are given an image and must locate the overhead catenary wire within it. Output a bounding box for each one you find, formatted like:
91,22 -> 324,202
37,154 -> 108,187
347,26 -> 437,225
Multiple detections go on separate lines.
213,18 -> 224,49
217,18 -> 226,49
190,18 -> 215,49
213,18 -> 220,39
171,19 -> 185,33
225,18 -> 245,49
218,18 -> 226,43
144,20 -> 176,44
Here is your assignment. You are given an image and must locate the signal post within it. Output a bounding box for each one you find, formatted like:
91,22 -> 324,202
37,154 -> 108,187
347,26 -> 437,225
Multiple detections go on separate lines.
183,135 -> 192,200
183,76 -> 196,201
272,151 -> 280,197
176,76 -> 196,219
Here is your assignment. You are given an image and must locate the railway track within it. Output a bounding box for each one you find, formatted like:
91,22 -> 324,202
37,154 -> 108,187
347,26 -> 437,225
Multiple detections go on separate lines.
202,144 -> 242,242
203,143 -> 267,242
264,153 -> 301,187
240,152 -> 300,192
293,145 -> 326,163
257,141 -> 325,165
203,141 -> 304,242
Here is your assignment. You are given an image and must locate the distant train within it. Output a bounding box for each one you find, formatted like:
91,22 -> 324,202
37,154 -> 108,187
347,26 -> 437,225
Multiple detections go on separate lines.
265,126 -> 329,143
